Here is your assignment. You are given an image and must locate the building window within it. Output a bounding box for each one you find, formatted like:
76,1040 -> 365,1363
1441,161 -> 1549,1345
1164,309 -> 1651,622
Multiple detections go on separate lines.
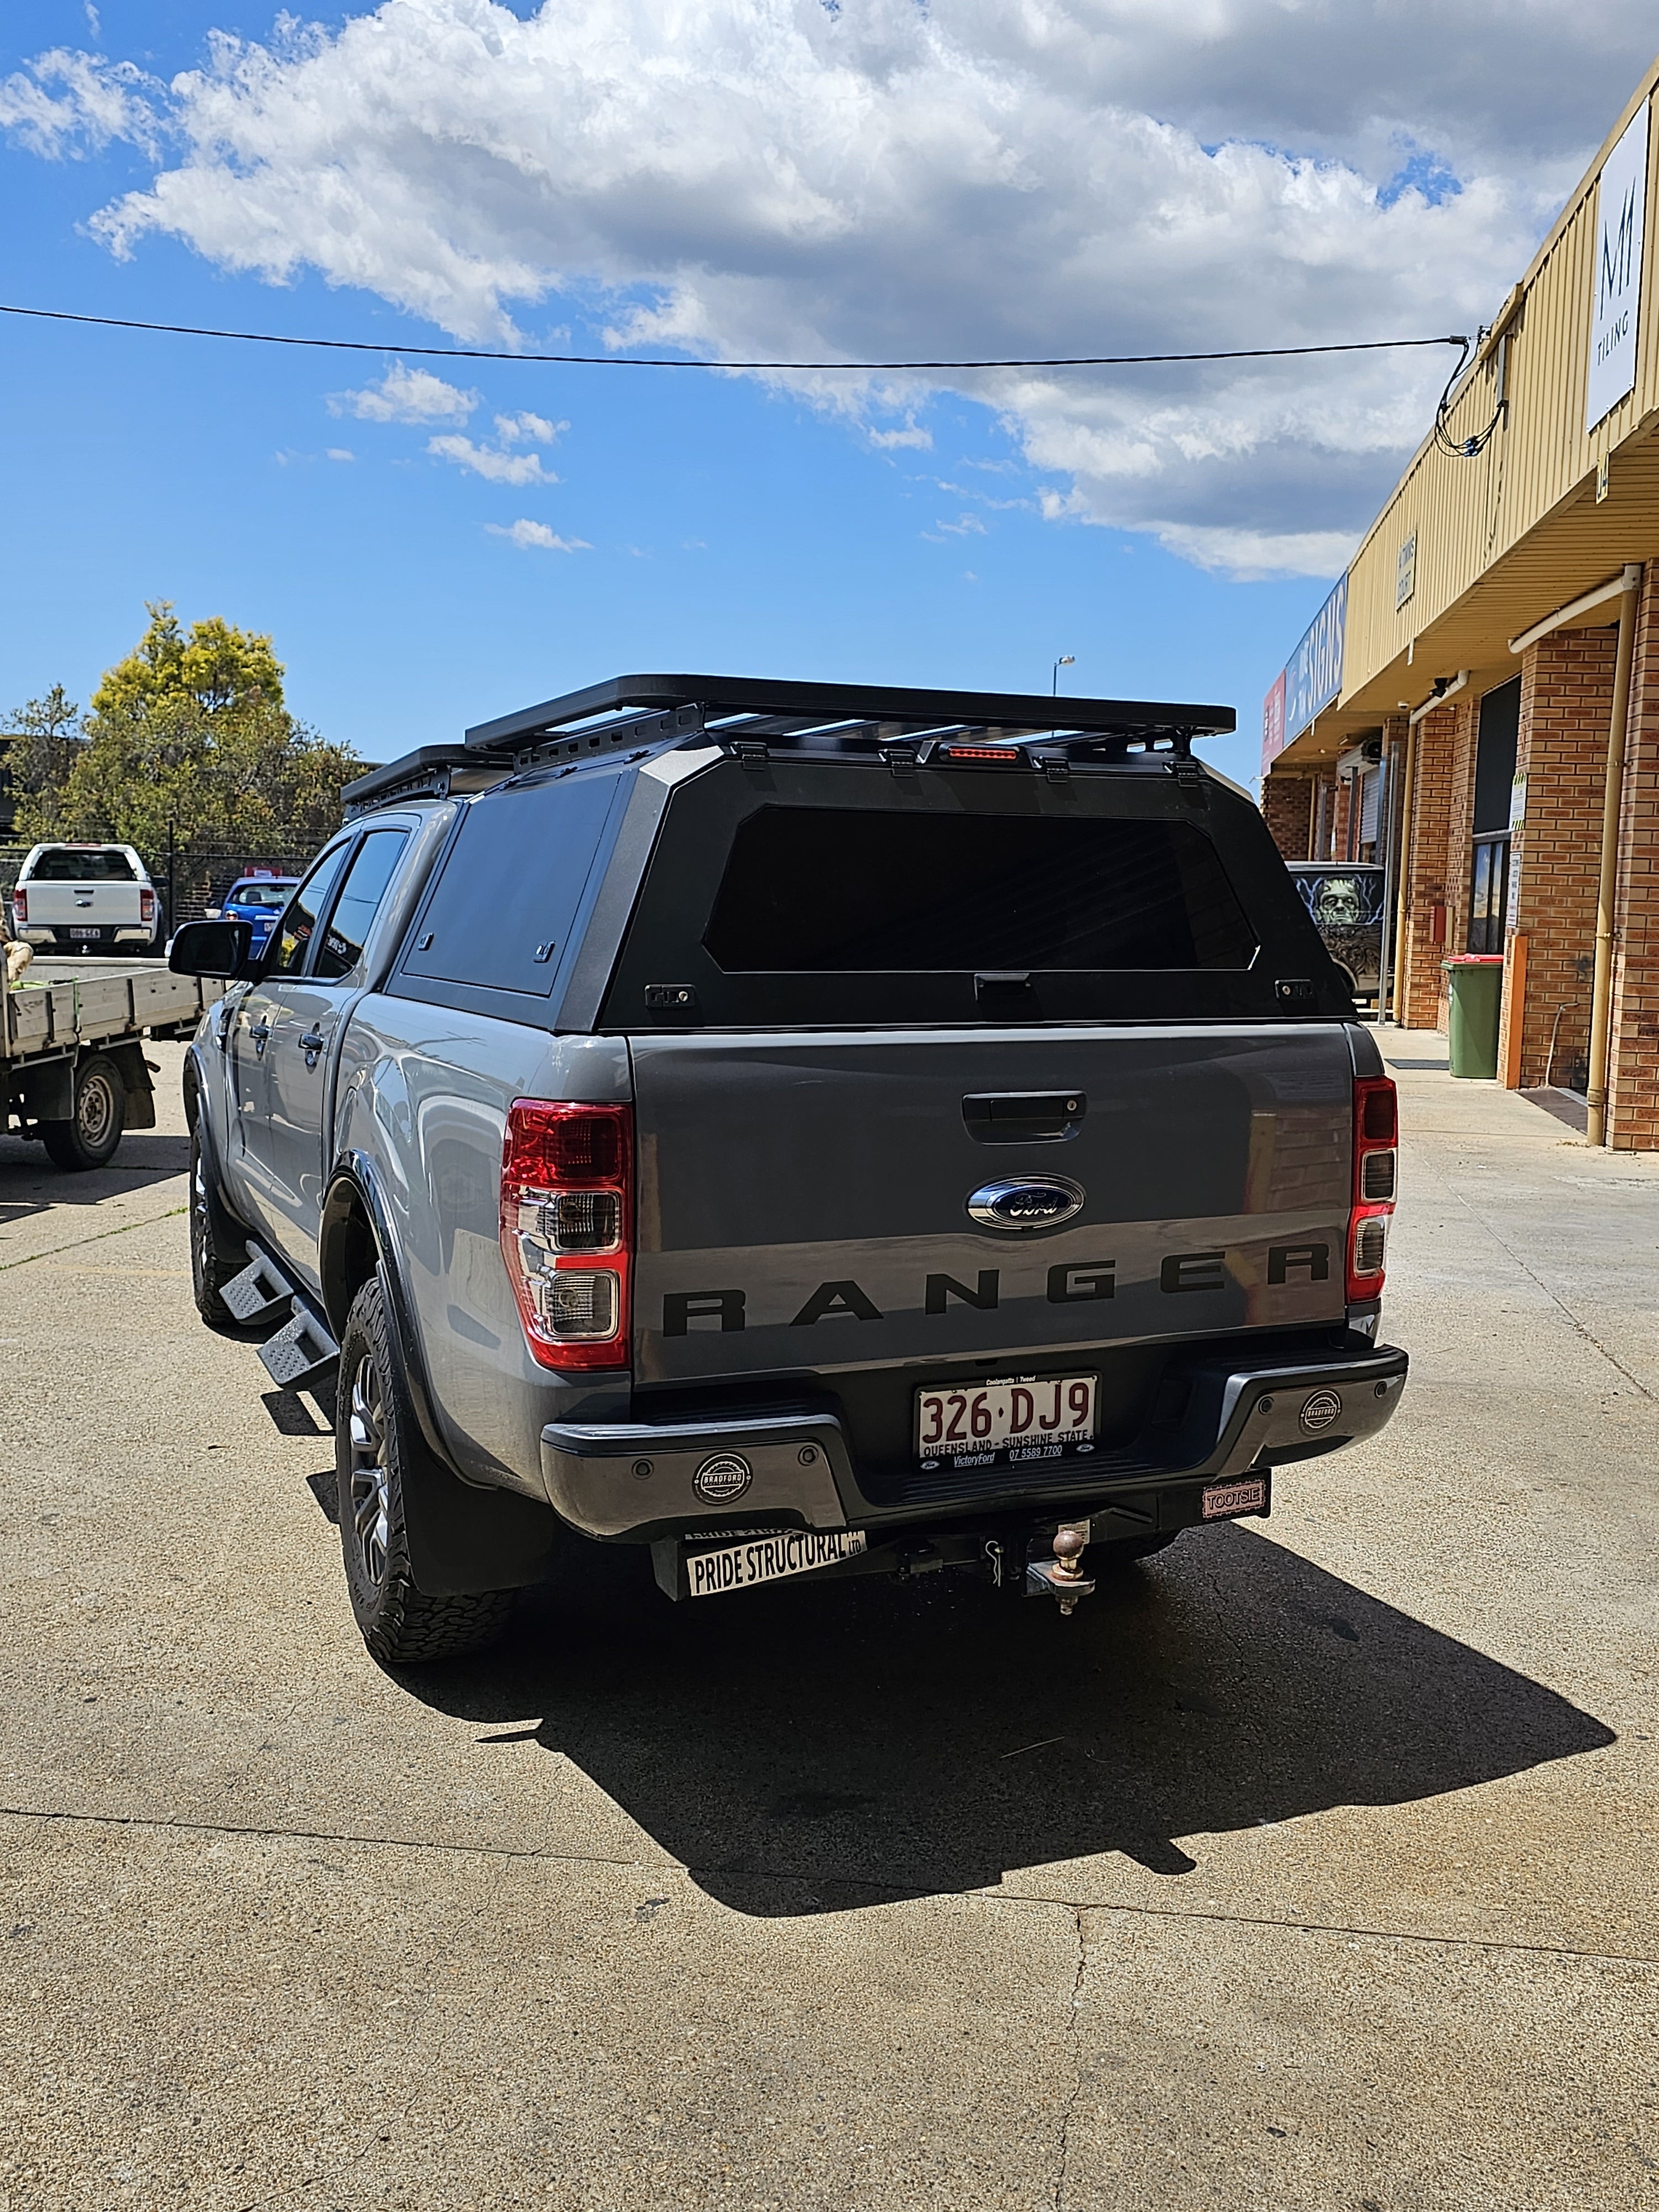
1468,834 -> 1510,954
1467,676 -> 1520,952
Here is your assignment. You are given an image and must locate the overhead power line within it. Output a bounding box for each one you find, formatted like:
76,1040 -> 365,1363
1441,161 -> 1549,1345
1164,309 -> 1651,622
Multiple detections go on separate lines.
0,301 -> 1470,373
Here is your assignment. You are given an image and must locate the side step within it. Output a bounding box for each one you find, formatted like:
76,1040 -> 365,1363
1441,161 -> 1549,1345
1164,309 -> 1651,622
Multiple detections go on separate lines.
257,1302 -> 341,1391
221,1244 -> 294,1327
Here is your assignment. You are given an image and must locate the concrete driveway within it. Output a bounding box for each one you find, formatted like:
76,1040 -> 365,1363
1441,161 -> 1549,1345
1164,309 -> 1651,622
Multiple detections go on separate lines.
2,1034 -> 1655,2210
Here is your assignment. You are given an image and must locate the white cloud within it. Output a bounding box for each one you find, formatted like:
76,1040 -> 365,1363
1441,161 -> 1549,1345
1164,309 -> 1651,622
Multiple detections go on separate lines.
6,1 -> 1656,572
869,421 -> 933,451
486,518 -> 590,551
0,46 -> 157,156
326,447 -> 354,461
495,409 -> 564,445
932,513 -> 988,538
330,361 -> 477,424
427,434 -> 557,484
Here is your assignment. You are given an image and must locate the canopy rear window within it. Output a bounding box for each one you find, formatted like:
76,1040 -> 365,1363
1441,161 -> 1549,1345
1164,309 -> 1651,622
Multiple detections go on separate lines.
592,760 -> 1318,1029
703,808 -> 1255,973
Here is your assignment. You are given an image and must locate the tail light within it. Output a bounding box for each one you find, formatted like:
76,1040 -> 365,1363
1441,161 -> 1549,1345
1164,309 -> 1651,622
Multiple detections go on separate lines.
1347,1076 -> 1397,1301
140,889 -> 155,924
11,888 -> 25,926
500,1100 -> 632,1370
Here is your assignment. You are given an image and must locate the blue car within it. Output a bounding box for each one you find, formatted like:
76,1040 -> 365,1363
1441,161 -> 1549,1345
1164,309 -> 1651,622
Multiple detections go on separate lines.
210,876 -> 300,955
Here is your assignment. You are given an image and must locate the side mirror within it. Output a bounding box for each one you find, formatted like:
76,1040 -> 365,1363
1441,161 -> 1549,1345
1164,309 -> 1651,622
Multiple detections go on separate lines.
169,918 -> 258,980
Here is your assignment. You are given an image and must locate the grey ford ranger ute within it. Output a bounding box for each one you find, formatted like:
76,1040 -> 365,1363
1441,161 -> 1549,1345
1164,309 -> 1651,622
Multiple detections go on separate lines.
170,674 -> 1407,1663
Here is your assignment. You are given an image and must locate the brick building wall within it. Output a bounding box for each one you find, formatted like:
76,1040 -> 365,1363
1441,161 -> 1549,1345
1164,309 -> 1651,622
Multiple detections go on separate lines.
1608,567 -> 1659,1147
1261,773 -> 1313,860
1497,629 -> 1615,1090
1395,699 -> 1458,1029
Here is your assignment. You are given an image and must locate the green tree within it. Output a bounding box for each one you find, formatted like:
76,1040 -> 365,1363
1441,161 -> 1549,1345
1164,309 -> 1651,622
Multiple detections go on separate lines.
2,685 -> 84,818
88,603 -> 286,722
13,604 -> 360,852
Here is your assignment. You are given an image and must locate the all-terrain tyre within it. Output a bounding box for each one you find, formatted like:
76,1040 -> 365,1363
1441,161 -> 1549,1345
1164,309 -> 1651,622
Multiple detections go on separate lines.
189,1123 -> 241,1328
41,1053 -> 125,1171
335,1276 -> 518,1665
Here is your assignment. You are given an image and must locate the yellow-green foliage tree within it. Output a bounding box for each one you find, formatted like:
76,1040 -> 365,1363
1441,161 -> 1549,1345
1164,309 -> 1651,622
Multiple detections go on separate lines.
11,604 -> 360,851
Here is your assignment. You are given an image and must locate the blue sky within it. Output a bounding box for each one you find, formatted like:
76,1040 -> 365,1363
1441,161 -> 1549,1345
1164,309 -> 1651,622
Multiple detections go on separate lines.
3,1 -> 1651,791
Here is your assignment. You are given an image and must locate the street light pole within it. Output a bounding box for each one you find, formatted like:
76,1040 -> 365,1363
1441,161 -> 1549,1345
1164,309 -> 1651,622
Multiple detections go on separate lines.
1052,654 -> 1074,696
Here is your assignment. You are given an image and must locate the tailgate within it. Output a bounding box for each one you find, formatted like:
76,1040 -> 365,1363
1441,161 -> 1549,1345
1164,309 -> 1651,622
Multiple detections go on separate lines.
630,1024 -> 1353,1385
25,884 -> 142,924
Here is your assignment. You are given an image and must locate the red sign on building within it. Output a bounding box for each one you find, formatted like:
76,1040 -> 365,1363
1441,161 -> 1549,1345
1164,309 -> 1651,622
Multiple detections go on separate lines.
1261,671 -> 1287,776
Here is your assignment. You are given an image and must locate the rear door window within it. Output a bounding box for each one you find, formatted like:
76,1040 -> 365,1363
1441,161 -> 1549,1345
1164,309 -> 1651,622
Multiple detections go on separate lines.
312,830 -> 410,981
268,844 -> 352,978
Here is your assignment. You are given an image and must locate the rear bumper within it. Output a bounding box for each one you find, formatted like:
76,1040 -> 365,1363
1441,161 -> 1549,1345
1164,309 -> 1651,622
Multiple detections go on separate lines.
539,1333 -> 1408,1542
20,924 -> 152,947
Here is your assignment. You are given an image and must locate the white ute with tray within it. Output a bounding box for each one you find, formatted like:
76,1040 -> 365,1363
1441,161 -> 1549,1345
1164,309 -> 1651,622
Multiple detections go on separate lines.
2,957 -> 217,1170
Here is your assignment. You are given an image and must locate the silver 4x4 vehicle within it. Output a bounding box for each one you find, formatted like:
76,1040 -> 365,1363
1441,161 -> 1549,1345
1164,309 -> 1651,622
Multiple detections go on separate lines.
170,675 -> 1407,1665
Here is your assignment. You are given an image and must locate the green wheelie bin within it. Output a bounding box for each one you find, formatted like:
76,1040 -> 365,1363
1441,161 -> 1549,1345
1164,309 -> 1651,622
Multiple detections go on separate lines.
1443,953 -> 1505,1078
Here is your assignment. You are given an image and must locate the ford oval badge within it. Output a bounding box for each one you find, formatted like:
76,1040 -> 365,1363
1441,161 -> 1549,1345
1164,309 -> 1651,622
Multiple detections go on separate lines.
966,1176 -> 1085,1232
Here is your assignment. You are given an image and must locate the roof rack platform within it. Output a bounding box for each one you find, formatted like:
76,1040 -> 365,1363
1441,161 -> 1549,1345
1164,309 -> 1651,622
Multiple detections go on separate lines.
342,745 -> 518,818
463,673 -> 1235,755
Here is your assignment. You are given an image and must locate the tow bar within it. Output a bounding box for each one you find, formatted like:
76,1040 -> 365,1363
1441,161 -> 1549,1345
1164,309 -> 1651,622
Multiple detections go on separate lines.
1025,1520 -> 1096,1615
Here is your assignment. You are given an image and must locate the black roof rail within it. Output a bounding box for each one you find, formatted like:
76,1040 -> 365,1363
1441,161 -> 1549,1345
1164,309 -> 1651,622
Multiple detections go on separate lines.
462,673 -> 1234,753
342,745 -> 515,818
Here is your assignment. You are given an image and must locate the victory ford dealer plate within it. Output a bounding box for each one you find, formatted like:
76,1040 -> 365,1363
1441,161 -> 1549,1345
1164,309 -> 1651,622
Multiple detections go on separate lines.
685,1528 -> 868,1599
916,1374 -> 1098,1470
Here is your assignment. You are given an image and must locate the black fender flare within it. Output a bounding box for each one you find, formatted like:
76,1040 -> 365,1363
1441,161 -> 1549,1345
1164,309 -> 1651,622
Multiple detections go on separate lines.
322,1151 -> 564,1597
320,1151 -> 450,1464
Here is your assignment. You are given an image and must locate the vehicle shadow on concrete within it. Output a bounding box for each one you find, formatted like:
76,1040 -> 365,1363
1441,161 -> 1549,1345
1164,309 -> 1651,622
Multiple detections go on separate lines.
404,1524 -> 1614,1917
0,1132 -> 190,1225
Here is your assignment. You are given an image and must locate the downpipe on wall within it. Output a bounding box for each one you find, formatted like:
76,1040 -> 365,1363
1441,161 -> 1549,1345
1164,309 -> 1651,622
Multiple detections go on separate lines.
1587,564 -> 1645,1147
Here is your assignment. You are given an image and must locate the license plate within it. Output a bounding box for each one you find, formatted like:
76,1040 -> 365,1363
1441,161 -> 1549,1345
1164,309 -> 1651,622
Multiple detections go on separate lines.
1202,1476 -> 1269,1520
70,927 -> 101,938
915,1374 -> 1098,1469
685,1528 -> 867,1599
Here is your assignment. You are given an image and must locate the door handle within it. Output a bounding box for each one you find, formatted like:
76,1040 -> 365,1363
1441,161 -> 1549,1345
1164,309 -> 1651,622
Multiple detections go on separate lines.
299,1026 -> 328,1067
249,1019 -> 271,1057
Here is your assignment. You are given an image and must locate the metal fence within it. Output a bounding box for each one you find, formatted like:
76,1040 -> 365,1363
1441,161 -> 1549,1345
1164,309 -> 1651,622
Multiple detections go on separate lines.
1,839 -> 325,938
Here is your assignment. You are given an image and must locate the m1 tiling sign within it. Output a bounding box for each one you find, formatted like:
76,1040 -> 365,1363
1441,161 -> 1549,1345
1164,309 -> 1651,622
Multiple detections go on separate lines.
1587,101 -> 1650,434
1261,573 -> 1348,773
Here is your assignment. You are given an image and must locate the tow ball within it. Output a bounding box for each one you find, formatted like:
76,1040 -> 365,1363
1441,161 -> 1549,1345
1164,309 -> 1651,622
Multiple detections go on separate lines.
1026,1521 -> 1096,1615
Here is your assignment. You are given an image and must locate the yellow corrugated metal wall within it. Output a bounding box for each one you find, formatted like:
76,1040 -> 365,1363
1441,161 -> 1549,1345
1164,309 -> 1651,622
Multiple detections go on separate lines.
1339,65 -> 1659,704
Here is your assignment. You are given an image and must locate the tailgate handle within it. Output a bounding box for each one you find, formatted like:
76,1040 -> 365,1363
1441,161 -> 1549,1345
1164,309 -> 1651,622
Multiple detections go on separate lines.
962,1091 -> 1086,1145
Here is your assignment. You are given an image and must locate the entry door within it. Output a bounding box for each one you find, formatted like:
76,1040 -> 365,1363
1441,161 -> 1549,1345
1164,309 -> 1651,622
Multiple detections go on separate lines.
228,840 -> 354,1244
260,828 -> 411,1277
